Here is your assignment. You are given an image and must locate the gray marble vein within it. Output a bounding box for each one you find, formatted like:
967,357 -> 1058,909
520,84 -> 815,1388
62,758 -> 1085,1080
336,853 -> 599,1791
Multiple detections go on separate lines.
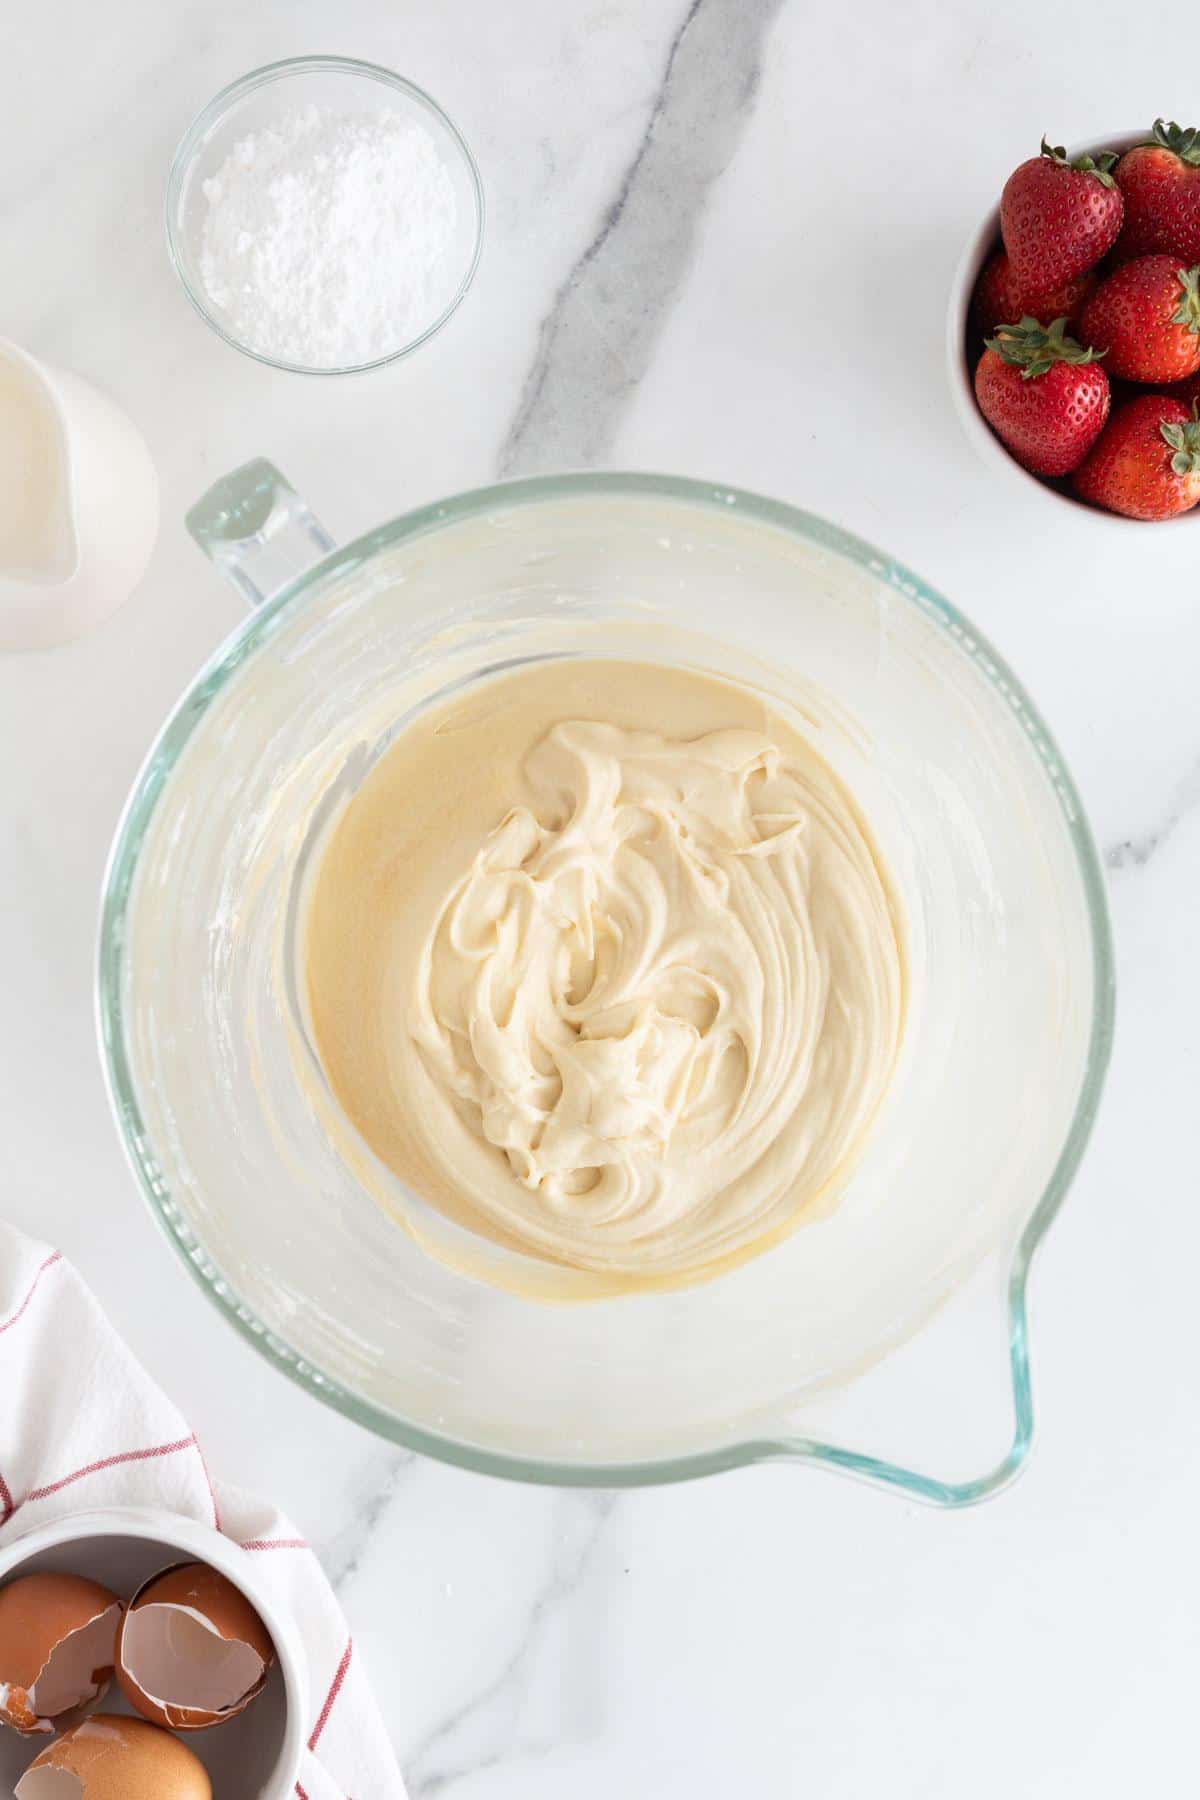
318,1448 -> 419,1592
498,0 -> 786,476
406,1491 -> 618,1796
1105,750 -> 1200,872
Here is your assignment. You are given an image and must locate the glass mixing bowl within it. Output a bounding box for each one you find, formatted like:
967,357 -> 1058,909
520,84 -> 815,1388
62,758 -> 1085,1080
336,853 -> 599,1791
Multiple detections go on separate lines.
97,465 -> 1114,1500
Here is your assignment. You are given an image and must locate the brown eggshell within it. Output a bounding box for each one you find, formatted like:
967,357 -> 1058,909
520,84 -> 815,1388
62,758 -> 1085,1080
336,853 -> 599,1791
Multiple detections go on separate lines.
0,1574 -> 122,1735
115,1561 -> 274,1731
15,1713 -> 211,1800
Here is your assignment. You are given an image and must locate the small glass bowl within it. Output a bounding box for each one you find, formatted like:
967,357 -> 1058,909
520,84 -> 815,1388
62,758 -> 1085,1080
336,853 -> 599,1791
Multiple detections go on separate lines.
165,55 -> 485,376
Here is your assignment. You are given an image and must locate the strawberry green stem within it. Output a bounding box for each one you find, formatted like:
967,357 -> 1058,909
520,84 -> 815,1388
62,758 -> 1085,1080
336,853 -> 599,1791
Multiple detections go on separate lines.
1161,411 -> 1200,476
1170,266 -> 1200,336
984,315 -> 1105,380
1040,135 -> 1118,187
1150,119 -> 1200,167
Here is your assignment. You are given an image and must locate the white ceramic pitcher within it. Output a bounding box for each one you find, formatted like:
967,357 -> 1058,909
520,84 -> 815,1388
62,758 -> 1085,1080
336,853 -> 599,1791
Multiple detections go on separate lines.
0,337 -> 158,652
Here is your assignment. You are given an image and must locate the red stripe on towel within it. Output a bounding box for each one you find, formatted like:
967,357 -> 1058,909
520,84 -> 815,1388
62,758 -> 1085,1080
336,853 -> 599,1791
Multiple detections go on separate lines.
23,1434 -> 199,1506
310,1638 -> 353,1749
0,1251 -> 62,1334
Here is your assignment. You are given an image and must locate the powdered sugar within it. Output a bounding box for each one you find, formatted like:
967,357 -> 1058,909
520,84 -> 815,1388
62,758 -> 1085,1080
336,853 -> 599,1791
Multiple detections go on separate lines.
198,104 -> 461,369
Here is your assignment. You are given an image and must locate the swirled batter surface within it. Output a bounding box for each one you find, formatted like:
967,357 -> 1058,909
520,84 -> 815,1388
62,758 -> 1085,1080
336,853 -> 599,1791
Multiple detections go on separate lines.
303,661 -> 906,1288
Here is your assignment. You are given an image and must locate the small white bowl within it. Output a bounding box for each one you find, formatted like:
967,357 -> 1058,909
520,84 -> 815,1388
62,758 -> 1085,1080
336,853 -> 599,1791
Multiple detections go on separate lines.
0,1508 -> 306,1799
944,127 -> 1199,528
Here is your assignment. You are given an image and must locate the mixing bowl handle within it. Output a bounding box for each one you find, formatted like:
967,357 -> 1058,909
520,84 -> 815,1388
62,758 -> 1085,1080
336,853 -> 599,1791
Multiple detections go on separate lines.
184,458 -> 335,607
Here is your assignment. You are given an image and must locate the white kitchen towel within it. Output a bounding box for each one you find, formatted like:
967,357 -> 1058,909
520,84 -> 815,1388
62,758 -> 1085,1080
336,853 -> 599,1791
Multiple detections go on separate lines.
0,1223 -> 405,1800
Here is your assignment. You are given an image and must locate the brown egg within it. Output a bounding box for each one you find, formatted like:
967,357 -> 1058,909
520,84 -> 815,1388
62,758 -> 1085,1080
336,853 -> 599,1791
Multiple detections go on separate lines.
115,1561 -> 274,1730
0,1573 -> 122,1735
15,1713 -> 211,1800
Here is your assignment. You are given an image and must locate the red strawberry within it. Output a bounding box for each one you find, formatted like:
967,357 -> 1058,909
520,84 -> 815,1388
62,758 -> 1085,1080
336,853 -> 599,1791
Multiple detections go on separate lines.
1080,256 -> 1200,383
1073,393 -> 1200,518
1113,120 -> 1200,263
974,316 -> 1110,476
970,250 -> 1096,341
1001,138 -> 1123,288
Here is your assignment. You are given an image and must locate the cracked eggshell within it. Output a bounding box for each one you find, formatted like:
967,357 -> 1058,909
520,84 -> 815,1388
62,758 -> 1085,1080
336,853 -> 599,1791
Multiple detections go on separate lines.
0,1574 -> 122,1736
115,1561 -> 275,1730
15,1714 -> 211,1800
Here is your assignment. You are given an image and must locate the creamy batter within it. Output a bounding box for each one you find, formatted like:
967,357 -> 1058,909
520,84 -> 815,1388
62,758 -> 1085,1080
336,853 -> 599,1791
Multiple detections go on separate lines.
303,661 -> 906,1290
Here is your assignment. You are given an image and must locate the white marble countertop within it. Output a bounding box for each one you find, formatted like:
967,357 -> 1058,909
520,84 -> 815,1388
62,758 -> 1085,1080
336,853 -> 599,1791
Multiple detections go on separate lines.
3,2 -> 1199,1793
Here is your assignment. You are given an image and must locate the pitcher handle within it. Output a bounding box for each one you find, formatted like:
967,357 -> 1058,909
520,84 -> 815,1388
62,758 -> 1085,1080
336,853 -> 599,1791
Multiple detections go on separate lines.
185,458 -> 336,608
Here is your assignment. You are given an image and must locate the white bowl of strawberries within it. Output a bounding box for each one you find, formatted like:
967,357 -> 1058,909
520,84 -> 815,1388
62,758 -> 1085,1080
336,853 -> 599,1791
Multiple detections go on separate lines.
949,121 -> 1200,523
